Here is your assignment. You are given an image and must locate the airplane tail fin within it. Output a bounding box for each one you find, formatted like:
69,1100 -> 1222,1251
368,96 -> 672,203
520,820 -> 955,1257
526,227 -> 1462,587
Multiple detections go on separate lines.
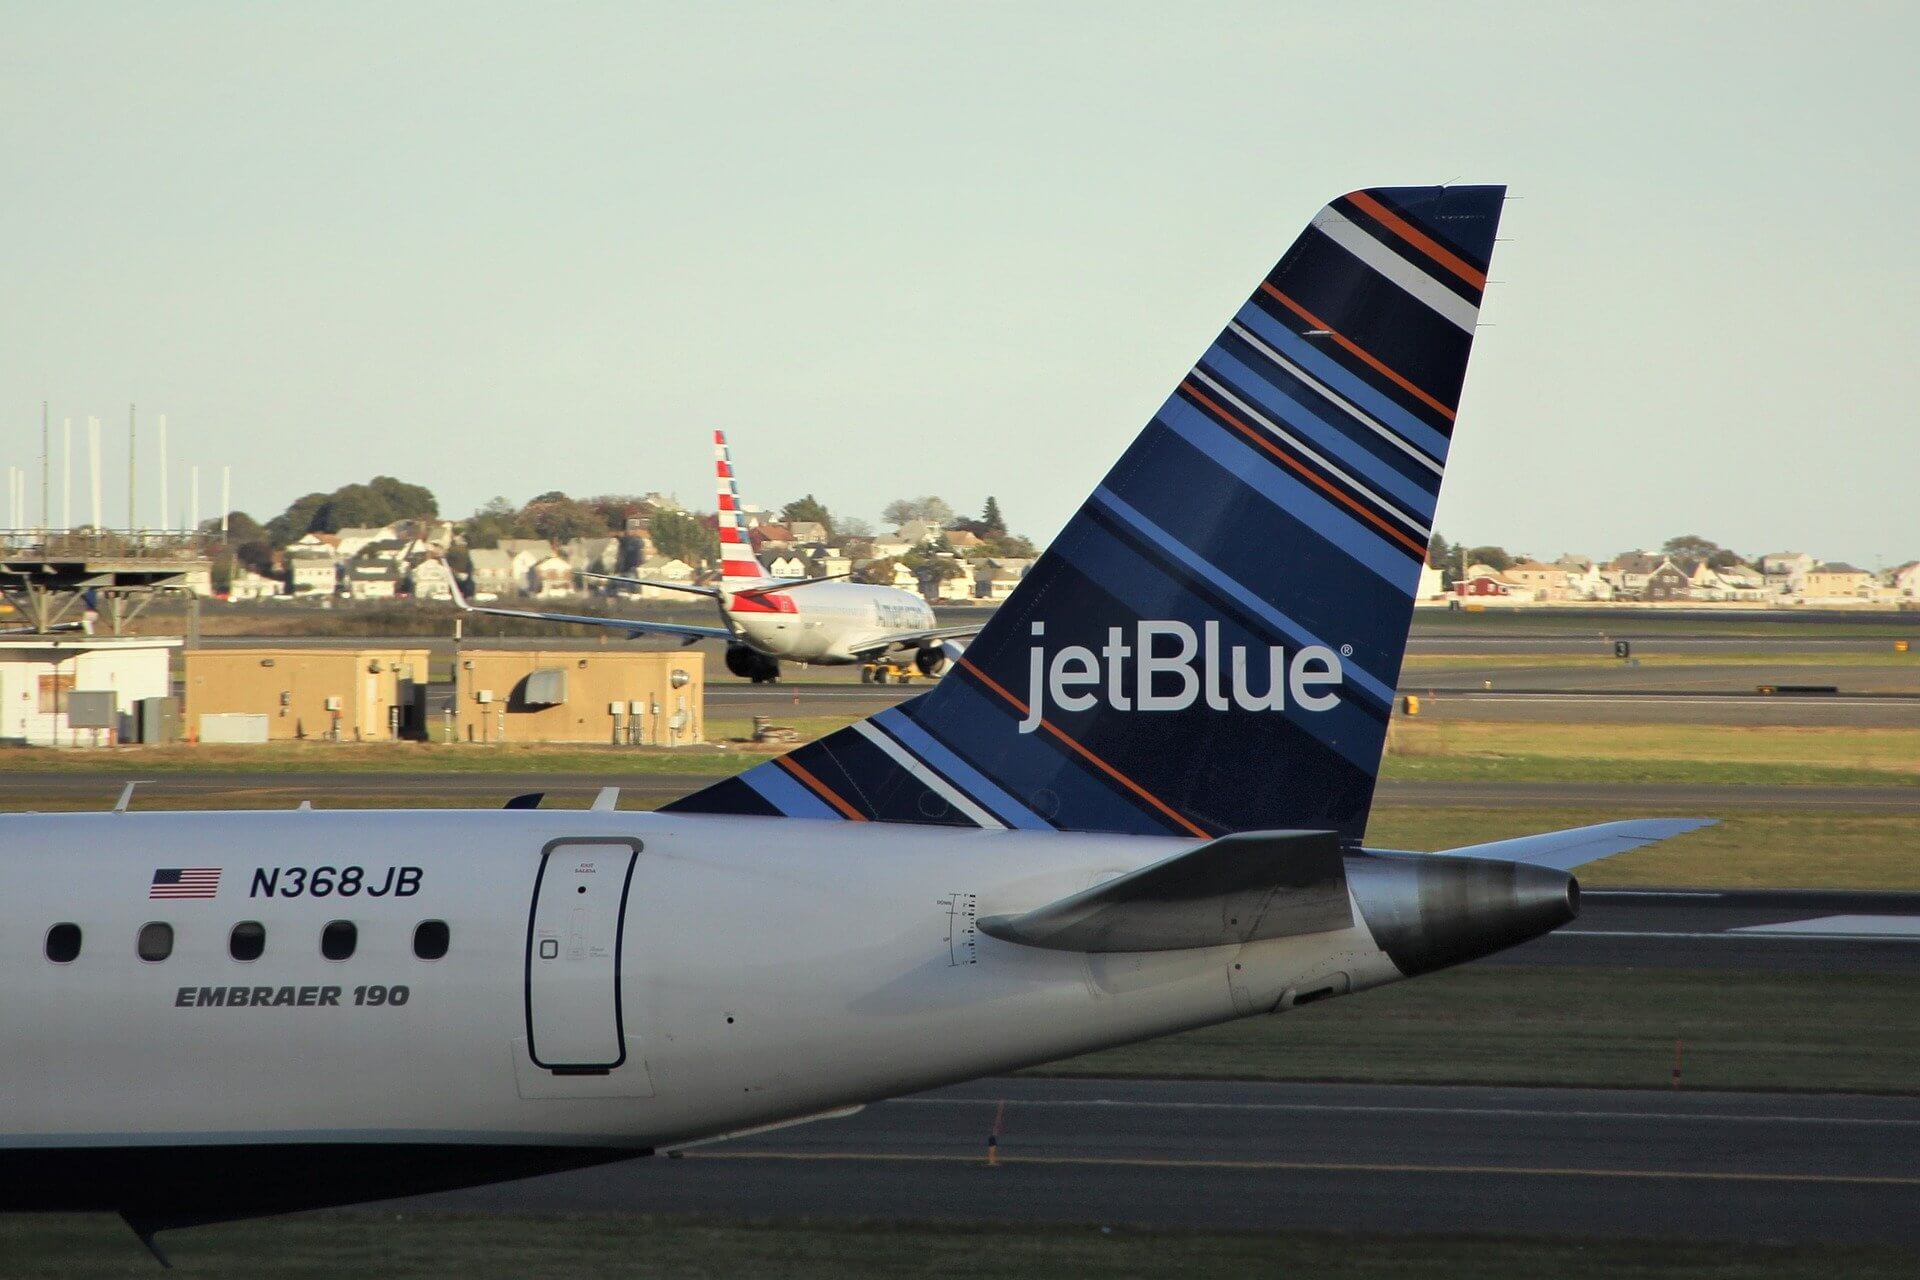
714,429 -> 773,587
670,186 -> 1505,841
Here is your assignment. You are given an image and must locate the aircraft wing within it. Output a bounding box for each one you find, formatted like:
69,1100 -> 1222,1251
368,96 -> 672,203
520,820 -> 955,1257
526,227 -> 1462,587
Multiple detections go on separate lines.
446,569 -> 731,642
1425,818 -> 1717,872
854,622 -> 985,655
578,570 -> 720,600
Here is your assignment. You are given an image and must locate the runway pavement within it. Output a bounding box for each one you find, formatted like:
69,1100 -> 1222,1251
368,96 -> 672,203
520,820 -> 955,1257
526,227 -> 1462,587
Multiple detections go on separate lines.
383,1076 -> 1920,1243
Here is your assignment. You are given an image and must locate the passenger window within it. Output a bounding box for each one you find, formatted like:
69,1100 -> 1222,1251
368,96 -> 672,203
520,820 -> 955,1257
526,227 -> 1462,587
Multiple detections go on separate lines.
229,921 -> 266,962
138,922 -> 174,962
46,923 -> 82,963
413,920 -> 450,961
321,920 -> 357,961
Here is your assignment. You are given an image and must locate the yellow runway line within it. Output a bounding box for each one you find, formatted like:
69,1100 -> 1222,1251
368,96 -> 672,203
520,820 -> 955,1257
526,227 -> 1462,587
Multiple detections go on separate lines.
683,1150 -> 1920,1188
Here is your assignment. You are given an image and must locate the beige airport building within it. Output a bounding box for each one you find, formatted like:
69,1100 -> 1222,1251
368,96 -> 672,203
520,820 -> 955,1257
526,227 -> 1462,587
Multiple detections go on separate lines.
184,649 -> 432,742
451,650 -> 703,745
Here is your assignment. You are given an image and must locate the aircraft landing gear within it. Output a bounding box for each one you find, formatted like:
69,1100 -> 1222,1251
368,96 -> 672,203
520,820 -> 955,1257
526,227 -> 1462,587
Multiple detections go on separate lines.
725,644 -> 781,683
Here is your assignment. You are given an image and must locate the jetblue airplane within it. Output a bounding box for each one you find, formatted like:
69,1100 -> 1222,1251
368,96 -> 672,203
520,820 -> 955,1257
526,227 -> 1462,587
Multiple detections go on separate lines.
0,186 -> 1706,1258
449,430 -> 980,682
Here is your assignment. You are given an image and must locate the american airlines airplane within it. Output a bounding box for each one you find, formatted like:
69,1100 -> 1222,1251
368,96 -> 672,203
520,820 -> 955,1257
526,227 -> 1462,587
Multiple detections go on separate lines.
1,186 -> 1707,1260
448,430 -> 980,682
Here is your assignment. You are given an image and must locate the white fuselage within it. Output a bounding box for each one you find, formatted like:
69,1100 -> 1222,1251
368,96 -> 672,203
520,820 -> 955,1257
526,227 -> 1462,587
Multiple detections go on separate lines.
0,809 -> 1400,1153
723,581 -> 937,665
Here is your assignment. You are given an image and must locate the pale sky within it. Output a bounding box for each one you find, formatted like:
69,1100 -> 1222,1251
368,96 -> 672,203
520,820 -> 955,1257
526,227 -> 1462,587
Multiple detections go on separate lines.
4,2 -> 1916,567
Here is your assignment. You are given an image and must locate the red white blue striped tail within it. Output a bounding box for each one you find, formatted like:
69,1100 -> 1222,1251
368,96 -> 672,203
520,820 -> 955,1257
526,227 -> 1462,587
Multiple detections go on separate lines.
714,430 -> 771,585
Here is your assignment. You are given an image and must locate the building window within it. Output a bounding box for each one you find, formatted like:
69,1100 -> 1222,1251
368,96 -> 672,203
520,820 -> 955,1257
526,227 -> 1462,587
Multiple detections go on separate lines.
320,920 -> 357,961
38,672 -> 75,714
413,920 -> 450,961
137,922 -> 174,962
229,921 -> 266,962
46,923 -> 82,963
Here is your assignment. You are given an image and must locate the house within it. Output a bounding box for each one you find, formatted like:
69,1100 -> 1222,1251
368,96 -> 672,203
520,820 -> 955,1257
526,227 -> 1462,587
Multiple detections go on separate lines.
768,554 -> 808,579
1602,552 -> 1664,598
1415,563 -> 1447,601
627,556 -> 697,598
1803,563 -> 1878,601
1505,560 -> 1573,601
1890,562 -> 1920,600
894,520 -> 943,546
563,536 -> 621,576
1642,559 -> 1692,601
942,529 -> 984,552
467,548 -> 518,597
528,554 -> 577,598
869,536 -> 913,560
407,556 -> 456,601
344,563 -> 399,601
1759,552 -> 1816,595
495,537 -> 554,561
333,526 -> 397,560
227,570 -> 285,601
785,521 -> 828,545
1454,566 -> 1534,601
812,549 -> 853,579
882,560 -> 920,593
287,553 -> 338,596
975,558 -> 1032,602
359,538 -> 409,565
920,559 -> 976,602
287,531 -> 340,557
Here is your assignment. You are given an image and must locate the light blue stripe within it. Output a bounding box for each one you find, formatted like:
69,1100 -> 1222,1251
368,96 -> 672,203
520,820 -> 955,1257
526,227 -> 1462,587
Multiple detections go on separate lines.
1233,302 -> 1452,463
1158,397 -> 1420,595
876,707 -> 1051,831
1092,487 -> 1396,708
742,764 -> 838,820
1200,346 -> 1436,523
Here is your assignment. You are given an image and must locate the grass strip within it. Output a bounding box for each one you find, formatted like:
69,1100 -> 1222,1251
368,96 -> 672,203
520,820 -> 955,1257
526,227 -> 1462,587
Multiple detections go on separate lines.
1038,966 -> 1920,1094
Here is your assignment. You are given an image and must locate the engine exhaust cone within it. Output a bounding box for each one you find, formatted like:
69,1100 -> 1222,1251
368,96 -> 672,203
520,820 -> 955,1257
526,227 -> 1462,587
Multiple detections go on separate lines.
1347,853 -> 1579,978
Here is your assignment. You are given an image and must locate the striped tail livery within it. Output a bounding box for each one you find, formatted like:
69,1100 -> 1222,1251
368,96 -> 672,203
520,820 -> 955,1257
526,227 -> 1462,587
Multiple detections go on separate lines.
714,428 -> 773,586
668,186 -> 1506,844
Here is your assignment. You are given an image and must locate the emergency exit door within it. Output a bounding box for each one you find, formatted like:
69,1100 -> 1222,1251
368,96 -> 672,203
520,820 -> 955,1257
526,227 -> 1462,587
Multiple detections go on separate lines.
525,838 -> 640,1072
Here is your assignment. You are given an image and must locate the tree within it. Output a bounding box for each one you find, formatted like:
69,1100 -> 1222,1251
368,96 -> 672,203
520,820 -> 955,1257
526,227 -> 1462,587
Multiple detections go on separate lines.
1662,534 -> 1721,560
854,556 -> 902,585
462,497 -> 532,549
1427,533 -> 1450,569
882,496 -> 954,529
778,495 -> 834,535
979,496 -> 1006,538
982,533 -> 1038,559
835,516 -> 873,539
522,494 -> 613,543
1466,545 -> 1511,572
649,509 -> 720,567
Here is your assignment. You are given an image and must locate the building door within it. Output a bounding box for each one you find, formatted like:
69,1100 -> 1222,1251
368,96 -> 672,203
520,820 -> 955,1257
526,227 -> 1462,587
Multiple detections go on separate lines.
524,838 -> 640,1073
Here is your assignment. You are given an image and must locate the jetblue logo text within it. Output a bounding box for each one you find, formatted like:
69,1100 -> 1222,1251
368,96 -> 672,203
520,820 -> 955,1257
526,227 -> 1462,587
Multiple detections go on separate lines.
1018,621 -> 1343,733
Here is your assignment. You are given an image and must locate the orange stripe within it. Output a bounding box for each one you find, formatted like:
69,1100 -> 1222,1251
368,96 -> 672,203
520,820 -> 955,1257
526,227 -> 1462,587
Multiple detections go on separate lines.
1181,381 -> 1427,559
1345,191 -> 1488,291
775,755 -> 867,821
1260,283 -> 1456,423
956,658 -> 1211,840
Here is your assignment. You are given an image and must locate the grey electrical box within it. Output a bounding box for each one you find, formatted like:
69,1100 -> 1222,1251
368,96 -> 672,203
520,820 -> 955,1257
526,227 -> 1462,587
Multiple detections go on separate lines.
137,696 -> 179,744
66,691 -> 117,729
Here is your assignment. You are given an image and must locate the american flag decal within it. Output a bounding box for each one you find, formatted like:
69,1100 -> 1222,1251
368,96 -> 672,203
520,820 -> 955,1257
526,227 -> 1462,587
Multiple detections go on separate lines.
150,867 -> 221,899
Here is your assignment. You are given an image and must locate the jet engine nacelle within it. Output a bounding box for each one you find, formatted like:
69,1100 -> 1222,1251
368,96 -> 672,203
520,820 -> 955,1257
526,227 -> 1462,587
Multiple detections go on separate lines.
916,638 -> 966,677
726,644 -> 781,683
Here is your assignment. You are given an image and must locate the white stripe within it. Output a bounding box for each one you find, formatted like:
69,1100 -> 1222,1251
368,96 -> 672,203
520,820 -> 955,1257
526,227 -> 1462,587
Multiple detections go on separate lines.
850,721 -> 1005,829
1312,208 -> 1480,333
1188,367 -> 1430,541
1225,322 -> 1442,475
1734,915 -> 1920,938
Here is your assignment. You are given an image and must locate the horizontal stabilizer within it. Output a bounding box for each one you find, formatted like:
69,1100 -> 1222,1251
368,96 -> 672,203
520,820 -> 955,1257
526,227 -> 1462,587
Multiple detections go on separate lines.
1430,818 -> 1716,871
978,830 -> 1351,952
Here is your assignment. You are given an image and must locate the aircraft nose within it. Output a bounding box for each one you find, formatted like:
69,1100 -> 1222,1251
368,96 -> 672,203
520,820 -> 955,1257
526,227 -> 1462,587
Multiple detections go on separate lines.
1346,852 -> 1578,978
